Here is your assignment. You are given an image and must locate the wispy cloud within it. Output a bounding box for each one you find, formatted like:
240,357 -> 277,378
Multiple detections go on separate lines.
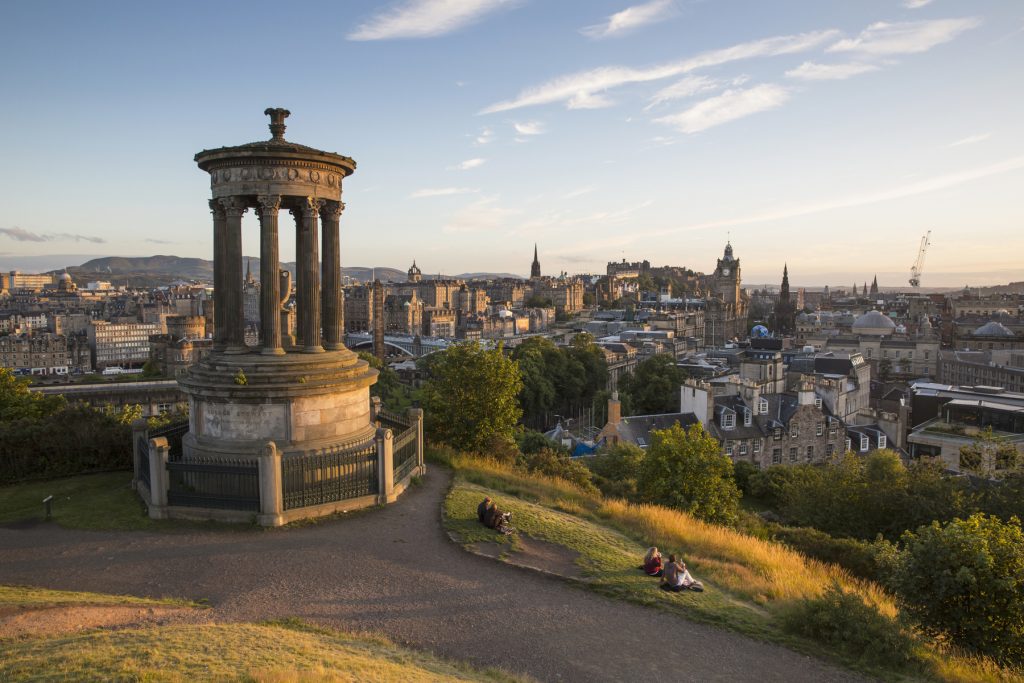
785,61 -> 880,80
645,75 -> 721,110
655,84 -> 790,134
949,132 -> 991,147
474,127 -> 494,145
513,121 -> 545,135
581,0 -> 675,39
0,226 -> 105,244
443,196 -> 519,233
828,17 -> 981,55
642,155 -> 1024,238
409,187 -> 477,199
348,0 -> 519,41
903,0 -> 934,8
454,158 -> 486,170
562,187 -> 595,199
480,29 -> 838,114
144,238 -> 174,244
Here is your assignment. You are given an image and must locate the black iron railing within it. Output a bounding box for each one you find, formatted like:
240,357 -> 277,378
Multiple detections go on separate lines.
136,433 -> 151,490
151,420 -> 189,459
393,424 -> 418,483
377,408 -> 412,432
281,442 -> 379,511
166,456 -> 260,511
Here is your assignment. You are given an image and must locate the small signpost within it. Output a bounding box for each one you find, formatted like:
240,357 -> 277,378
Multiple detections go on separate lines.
43,495 -> 53,521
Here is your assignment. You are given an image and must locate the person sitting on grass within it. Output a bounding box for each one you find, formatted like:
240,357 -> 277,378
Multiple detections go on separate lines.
477,497 -> 493,524
660,555 -> 703,592
642,547 -> 664,577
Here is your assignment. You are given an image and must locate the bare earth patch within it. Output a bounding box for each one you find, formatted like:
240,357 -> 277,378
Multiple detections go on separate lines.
0,604 -> 209,639
470,534 -> 584,580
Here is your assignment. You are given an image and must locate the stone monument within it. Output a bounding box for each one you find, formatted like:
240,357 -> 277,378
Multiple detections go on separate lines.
181,109 -> 377,461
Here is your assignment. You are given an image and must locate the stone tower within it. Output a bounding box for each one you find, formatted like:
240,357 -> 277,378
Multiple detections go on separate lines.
530,244 -> 541,280
182,108 -> 377,462
407,260 -> 422,283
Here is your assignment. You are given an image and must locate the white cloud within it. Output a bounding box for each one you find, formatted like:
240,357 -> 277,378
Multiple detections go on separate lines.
513,121 -> 545,135
785,61 -> 881,80
480,29 -> 838,114
474,127 -> 494,145
904,0 -> 934,8
562,187 -> 595,199
348,0 -> 518,41
409,187 -> 477,199
581,0 -> 675,39
949,133 -> 991,147
641,155 -> 1024,237
645,75 -> 721,110
828,17 -> 981,55
654,84 -> 790,134
454,158 -> 486,170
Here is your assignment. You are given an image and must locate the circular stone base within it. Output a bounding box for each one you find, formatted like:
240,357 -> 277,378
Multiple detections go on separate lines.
178,348 -> 378,460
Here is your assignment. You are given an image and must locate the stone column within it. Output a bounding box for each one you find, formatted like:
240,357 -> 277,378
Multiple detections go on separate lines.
408,407 -> 425,474
377,427 -> 395,504
209,199 -> 227,351
256,195 -> 284,355
257,441 -> 283,527
320,201 -> 344,350
220,196 -> 248,354
294,197 -> 324,353
130,418 -> 148,490
148,437 -> 170,519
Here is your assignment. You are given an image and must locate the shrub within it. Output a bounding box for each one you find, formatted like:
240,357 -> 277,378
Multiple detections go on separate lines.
588,443 -> 645,500
771,525 -> 896,583
890,514 -> 1024,666
781,583 -> 916,668
731,460 -> 758,496
518,448 -> 598,495
748,464 -> 819,509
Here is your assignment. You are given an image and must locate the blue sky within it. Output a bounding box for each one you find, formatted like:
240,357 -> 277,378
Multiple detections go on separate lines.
1,0 -> 1021,287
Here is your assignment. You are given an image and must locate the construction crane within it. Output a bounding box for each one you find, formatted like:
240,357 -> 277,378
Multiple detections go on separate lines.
909,230 -> 932,288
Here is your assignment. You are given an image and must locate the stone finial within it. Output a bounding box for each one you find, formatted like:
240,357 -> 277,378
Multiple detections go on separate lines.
264,107 -> 290,140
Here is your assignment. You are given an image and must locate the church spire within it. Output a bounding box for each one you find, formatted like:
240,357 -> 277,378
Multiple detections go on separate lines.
530,243 -> 541,279
780,263 -> 790,301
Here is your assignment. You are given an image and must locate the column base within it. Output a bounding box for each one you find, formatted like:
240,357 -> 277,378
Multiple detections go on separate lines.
324,341 -> 346,351
303,345 -> 325,354
224,344 -> 251,355
261,346 -> 286,356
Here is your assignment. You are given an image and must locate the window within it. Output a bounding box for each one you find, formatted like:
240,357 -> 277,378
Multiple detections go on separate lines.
772,448 -> 782,464
814,397 -> 822,409
774,427 -> 782,440
860,435 -> 870,452
753,439 -> 762,453
722,411 -> 735,430
759,398 -> 768,415
828,426 -> 837,439
826,443 -> 835,458
816,422 -> 824,436
789,447 -> 798,462
739,441 -> 748,455
744,409 -> 751,427
846,438 -> 852,452
924,351 -> 930,360
791,425 -> 799,439
806,445 -> 814,460
878,434 -> 887,449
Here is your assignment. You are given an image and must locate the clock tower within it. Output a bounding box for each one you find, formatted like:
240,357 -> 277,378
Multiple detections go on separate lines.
713,241 -> 741,305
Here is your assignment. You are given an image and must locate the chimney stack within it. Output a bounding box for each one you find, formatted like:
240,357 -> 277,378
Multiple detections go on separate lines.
608,391 -> 621,426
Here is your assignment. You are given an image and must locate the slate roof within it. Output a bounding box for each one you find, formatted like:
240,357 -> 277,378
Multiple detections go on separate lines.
616,413 -> 699,447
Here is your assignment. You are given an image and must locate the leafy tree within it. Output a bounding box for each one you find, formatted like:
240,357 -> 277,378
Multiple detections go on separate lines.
517,429 -> 565,455
511,335 -> 606,430
890,514 -> 1024,665
618,354 -> 687,415
519,447 -> 598,494
878,357 -> 893,383
359,351 -> 416,412
589,442 -> 645,500
420,342 -> 522,453
638,422 -> 740,525
0,367 -> 65,421
979,471 -> 1024,522
141,359 -> 161,378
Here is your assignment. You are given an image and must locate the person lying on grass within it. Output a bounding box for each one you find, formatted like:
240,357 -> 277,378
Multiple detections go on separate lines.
660,554 -> 704,592
642,547 -> 664,577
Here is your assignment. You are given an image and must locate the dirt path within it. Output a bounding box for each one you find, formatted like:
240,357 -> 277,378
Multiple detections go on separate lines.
0,470 -> 865,682
0,604 -> 207,639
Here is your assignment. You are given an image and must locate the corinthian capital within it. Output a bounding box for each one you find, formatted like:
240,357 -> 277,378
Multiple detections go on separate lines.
208,198 -> 226,219
256,194 -> 282,219
320,201 -> 345,221
218,196 -> 249,217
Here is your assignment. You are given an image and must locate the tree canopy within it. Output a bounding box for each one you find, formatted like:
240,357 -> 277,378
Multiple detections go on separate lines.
638,422 -> 740,525
420,342 -> 523,453
511,334 -> 606,430
617,354 -> 686,416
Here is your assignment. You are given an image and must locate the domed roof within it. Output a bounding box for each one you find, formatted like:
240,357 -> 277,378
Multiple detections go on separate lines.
974,321 -> 1015,337
59,272 -> 72,282
852,310 -> 896,335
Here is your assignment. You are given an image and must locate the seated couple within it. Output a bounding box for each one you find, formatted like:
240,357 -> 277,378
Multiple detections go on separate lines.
643,547 -> 703,592
477,496 -> 511,531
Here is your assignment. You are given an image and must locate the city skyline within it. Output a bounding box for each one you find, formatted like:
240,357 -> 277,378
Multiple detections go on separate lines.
1,0 -> 1022,286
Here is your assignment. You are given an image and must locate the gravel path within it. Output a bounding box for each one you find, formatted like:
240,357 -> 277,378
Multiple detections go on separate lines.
0,470 -> 864,682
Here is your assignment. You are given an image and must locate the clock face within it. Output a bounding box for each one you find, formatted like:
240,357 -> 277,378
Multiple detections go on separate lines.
722,268 -> 730,276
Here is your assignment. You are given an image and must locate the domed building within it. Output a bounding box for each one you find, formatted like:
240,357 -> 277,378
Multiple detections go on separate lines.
56,271 -> 77,294
974,321 -> 1015,338
851,310 -> 896,337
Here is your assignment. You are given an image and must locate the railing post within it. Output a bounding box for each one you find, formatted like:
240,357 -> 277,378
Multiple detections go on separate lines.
257,441 -> 283,527
370,396 -> 381,424
148,436 -> 169,519
408,407 -> 425,475
377,427 -> 395,504
130,418 -> 149,490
